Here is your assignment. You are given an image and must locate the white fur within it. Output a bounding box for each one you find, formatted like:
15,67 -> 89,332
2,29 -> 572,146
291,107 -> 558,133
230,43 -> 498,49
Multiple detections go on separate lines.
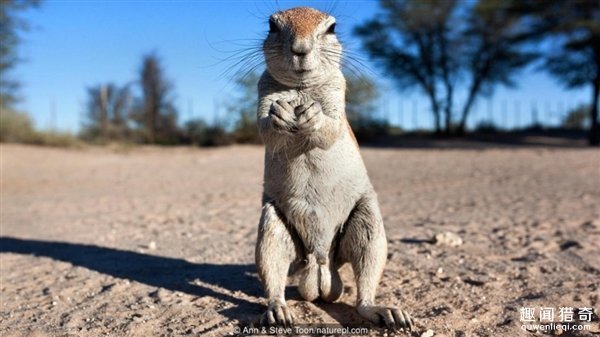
254,7 -> 414,331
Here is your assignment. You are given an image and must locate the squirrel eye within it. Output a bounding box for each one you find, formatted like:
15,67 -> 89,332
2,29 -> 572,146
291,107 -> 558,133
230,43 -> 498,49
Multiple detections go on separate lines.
326,23 -> 336,34
269,19 -> 280,33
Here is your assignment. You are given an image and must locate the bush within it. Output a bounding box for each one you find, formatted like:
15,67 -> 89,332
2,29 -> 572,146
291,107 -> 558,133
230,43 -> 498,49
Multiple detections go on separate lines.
0,109 -> 37,142
202,125 -> 234,147
475,121 -> 499,133
181,119 -> 207,145
79,124 -> 132,144
29,131 -> 81,147
522,123 -> 545,132
562,105 -> 589,130
1,109 -> 81,147
233,119 -> 261,144
350,117 -> 391,142
181,119 -> 234,147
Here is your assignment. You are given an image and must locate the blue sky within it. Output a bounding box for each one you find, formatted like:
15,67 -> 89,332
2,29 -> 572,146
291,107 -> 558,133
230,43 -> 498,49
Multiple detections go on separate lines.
15,0 -> 588,132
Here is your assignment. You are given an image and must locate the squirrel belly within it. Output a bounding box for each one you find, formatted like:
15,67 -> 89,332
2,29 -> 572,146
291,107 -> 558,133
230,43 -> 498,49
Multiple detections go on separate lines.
263,130 -> 369,256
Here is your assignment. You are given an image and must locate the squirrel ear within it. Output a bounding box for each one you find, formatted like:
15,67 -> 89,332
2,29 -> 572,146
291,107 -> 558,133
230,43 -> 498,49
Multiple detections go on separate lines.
326,23 -> 336,34
269,19 -> 280,33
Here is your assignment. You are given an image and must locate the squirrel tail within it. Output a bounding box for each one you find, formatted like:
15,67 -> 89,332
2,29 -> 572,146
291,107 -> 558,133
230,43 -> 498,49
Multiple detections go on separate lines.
298,251 -> 343,302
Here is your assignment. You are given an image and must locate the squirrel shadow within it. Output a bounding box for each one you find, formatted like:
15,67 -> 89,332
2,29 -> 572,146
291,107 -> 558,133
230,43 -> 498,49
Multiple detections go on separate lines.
0,236 -> 264,323
0,236 -> 387,329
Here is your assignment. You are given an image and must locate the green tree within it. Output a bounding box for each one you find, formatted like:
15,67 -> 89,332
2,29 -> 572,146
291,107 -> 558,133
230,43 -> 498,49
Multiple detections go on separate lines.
457,0 -> 538,134
345,74 -> 379,124
130,53 -> 178,144
227,72 -> 262,143
355,0 -> 456,134
562,105 -> 590,130
0,0 -> 41,144
0,0 -> 39,111
536,0 -> 600,145
345,74 -> 389,141
355,0 -> 537,135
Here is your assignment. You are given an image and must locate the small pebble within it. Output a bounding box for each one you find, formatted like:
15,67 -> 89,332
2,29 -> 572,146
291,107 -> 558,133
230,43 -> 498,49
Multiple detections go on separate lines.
421,329 -> 434,337
148,241 -> 157,250
433,232 -> 463,247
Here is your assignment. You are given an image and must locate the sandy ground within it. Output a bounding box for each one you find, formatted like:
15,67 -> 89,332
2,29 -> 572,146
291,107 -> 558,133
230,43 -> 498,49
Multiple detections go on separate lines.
1,144 -> 599,337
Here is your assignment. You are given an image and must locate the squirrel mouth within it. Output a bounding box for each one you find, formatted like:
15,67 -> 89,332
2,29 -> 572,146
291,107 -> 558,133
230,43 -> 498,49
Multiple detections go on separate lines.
294,69 -> 311,75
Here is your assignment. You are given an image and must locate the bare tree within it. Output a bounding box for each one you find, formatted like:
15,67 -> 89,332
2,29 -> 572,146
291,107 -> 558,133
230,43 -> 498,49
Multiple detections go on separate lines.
82,83 -> 131,141
131,53 -> 178,144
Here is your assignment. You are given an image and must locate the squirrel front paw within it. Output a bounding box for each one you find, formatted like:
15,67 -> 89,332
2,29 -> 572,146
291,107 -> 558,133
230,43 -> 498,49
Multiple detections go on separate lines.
269,100 -> 298,133
294,100 -> 322,134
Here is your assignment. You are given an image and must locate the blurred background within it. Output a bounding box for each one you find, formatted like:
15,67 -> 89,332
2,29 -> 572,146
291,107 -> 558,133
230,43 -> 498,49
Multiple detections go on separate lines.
1,0 -> 599,147
2,3 -> 599,335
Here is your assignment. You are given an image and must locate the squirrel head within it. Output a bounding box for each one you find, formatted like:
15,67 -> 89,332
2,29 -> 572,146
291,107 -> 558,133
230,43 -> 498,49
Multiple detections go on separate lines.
263,7 -> 342,87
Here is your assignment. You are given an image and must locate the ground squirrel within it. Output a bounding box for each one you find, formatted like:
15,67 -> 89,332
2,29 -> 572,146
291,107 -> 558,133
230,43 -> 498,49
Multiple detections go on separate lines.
254,7 -> 414,332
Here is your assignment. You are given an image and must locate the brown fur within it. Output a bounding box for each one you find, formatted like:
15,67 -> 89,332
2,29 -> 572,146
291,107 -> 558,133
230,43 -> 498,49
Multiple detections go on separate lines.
278,7 -> 326,38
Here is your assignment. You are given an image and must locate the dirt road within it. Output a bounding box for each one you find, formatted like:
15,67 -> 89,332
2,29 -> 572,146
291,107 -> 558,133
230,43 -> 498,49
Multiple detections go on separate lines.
1,144 -> 598,336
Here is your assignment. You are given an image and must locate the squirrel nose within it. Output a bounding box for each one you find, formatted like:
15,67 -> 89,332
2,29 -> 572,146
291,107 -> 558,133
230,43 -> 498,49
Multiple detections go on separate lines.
291,48 -> 307,56
291,39 -> 311,56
